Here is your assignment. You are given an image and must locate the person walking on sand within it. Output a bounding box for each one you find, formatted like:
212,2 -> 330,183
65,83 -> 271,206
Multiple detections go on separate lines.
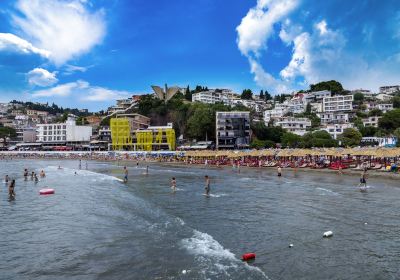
123,166 -> 128,183
277,166 -> 282,177
204,175 -> 210,196
171,177 -> 177,191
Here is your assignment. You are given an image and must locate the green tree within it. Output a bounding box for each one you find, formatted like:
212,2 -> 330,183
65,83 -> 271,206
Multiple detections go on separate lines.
392,96 -> 400,108
264,90 -> 272,101
259,90 -> 264,100
353,92 -> 365,104
250,138 -> 275,149
378,109 -> 400,131
281,132 -> 302,148
241,89 -> 253,100
338,128 -> 362,147
368,108 -> 383,117
309,80 -> 343,94
0,127 -> 16,138
301,130 -> 337,148
184,85 -> 192,101
186,104 -> 215,140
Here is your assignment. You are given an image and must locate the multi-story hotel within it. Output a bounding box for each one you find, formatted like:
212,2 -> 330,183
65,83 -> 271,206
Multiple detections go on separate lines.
322,95 -> 353,112
36,115 -> 92,143
216,111 -> 250,149
274,117 -> 311,136
317,112 -> 350,125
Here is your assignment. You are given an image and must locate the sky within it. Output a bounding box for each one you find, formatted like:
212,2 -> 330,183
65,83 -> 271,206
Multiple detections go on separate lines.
0,0 -> 399,111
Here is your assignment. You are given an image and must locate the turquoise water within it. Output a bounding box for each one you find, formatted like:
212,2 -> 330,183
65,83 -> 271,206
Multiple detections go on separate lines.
1,160 -> 399,279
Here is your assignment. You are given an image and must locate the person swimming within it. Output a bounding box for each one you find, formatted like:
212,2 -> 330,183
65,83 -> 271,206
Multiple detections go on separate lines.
40,170 -> 46,178
34,173 -> 39,183
171,177 -> 177,191
123,166 -> 128,183
204,175 -> 210,196
58,165 -> 62,170
8,179 -> 15,199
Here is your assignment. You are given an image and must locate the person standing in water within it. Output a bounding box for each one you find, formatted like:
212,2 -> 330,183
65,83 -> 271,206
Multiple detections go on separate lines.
145,165 -> 149,175
358,169 -> 368,188
171,177 -> 177,191
40,170 -> 46,178
8,180 -> 15,200
30,172 -> 35,180
123,166 -> 128,183
277,166 -> 282,177
34,173 -> 39,183
79,159 -> 82,170
204,175 -> 210,196
5,175 -> 9,184
23,169 -> 28,181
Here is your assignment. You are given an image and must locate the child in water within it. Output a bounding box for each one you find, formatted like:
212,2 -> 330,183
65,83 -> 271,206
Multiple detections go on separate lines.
171,177 -> 177,191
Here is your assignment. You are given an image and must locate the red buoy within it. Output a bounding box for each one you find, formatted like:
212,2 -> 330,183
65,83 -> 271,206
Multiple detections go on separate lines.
242,253 -> 256,261
40,188 -> 55,195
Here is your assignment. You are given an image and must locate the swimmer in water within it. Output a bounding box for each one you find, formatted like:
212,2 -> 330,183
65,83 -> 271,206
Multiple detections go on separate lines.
5,175 -> 9,184
277,166 -> 282,177
34,173 -> 39,183
79,159 -> 82,170
30,171 -> 35,180
358,169 -> 368,188
204,175 -> 210,196
123,166 -> 128,183
58,165 -> 62,170
8,179 -> 15,199
145,165 -> 149,175
171,177 -> 177,191
23,169 -> 28,180
40,170 -> 46,178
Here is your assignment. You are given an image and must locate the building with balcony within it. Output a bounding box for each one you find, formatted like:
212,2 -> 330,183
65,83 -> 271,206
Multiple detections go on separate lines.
36,115 -> 92,143
274,117 -> 311,136
362,116 -> 381,128
264,103 -> 289,124
379,85 -> 400,95
192,89 -> 239,105
216,111 -> 250,149
317,112 -> 350,125
322,95 -> 353,112
321,123 -> 353,140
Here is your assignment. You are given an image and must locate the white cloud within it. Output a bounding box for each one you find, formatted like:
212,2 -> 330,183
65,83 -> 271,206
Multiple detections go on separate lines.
236,0 -> 299,57
0,33 -> 50,58
315,20 -> 328,35
27,68 -> 58,87
13,0 -> 106,65
31,80 -> 131,101
63,64 -> 90,75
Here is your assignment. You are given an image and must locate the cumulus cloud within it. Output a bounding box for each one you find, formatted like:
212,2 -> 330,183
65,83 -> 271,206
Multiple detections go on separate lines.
63,64 -> 90,75
0,33 -> 50,58
13,0 -> 106,65
236,0 -> 299,93
27,68 -> 58,87
31,80 -> 131,101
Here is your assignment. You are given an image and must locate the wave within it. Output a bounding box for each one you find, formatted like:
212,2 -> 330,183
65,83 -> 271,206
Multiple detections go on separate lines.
45,166 -> 123,182
316,187 -> 340,195
180,230 -> 269,279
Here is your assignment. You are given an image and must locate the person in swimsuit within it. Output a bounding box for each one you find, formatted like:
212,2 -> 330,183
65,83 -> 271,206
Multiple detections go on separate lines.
123,166 -> 128,183
171,177 -> 177,191
358,170 -> 368,188
30,172 -> 35,180
8,179 -> 15,199
40,170 -> 46,178
204,175 -> 210,196
277,166 -> 282,177
23,169 -> 28,180
5,175 -> 9,184
34,173 -> 39,183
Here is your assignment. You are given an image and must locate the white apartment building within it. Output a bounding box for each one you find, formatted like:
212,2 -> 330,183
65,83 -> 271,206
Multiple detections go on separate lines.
26,109 -> 49,117
362,116 -> 381,128
322,95 -> 353,112
275,117 -> 311,136
321,123 -> 353,140
304,90 -> 331,103
317,112 -> 350,125
310,102 -> 323,113
351,89 -> 375,99
361,137 -> 397,147
264,103 -> 289,124
376,93 -> 393,102
377,103 -> 393,113
379,85 -> 400,95
36,115 -> 92,143
192,89 -> 239,105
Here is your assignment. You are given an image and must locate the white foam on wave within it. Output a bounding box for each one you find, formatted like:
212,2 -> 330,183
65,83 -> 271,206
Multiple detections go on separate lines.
316,187 -> 339,195
45,166 -> 123,182
180,230 -> 269,279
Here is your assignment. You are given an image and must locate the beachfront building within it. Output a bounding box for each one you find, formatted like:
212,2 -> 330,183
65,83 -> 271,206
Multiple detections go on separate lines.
36,115 -> 92,143
321,123 -> 353,140
274,117 -> 311,136
133,123 -> 176,151
322,95 -> 353,112
317,112 -> 350,125
216,111 -> 250,149
362,116 -> 381,128
379,85 -> 400,95
15,127 -> 37,143
361,137 -> 397,147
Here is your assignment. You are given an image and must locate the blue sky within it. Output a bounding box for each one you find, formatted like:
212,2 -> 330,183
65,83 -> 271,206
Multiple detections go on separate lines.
0,0 -> 399,111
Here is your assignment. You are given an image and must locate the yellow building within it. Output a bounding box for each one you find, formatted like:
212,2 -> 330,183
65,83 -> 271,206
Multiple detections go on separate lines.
110,118 -> 132,150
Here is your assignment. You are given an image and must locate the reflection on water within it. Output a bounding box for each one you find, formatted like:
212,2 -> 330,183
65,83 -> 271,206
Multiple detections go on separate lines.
1,160 -> 400,280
